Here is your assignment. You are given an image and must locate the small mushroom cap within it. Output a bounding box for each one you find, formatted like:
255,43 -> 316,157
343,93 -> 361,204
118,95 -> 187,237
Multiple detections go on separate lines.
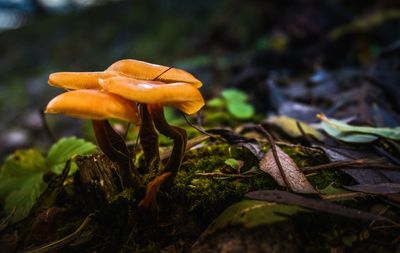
99,77 -> 205,115
45,89 -> 140,124
48,71 -> 119,90
106,59 -> 202,88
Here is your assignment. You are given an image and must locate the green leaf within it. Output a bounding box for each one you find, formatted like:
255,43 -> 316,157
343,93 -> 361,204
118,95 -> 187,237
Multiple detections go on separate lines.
318,114 -> 400,142
227,102 -> 254,119
207,98 -> 225,107
318,115 -> 377,143
222,89 -> 248,102
0,149 -> 47,222
224,158 -> 240,170
208,200 -> 307,233
47,137 -> 96,174
4,173 -> 45,222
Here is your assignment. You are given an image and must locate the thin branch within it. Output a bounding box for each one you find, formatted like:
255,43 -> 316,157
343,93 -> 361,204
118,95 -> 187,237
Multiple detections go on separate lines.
40,107 -> 56,142
295,120 -> 313,144
152,67 -> 173,81
181,112 -> 219,138
303,159 -> 400,174
195,172 -> 257,178
257,124 -> 293,191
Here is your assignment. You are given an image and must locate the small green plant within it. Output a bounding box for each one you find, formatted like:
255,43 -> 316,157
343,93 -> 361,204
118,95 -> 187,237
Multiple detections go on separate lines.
207,88 -> 255,120
0,137 -> 96,222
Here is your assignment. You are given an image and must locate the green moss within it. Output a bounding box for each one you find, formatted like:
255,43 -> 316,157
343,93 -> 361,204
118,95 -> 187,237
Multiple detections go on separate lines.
308,170 -> 343,190
172,144 -> 276,223
280,145 -> 319,168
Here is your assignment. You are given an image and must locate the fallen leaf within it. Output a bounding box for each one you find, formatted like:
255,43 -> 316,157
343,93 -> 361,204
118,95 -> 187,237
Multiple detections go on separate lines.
246,190 -> 386,221
344,183 -> 400,194
259,145 -> 317,194
203,200 -> 306,234
317,145 -> 400,184
265,115 -> 323,140
318,114 -> 400,142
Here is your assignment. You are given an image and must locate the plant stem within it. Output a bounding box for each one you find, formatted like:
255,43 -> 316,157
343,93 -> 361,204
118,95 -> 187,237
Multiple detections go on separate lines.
150,104 -> 187,184
92,120 -> 141,188
138,104 -> 160,173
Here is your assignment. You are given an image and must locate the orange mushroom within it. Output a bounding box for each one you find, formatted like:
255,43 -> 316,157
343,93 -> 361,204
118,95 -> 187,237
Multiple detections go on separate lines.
100,76 -> 204,173
106,59 -> 202,88
45,89 -> 141,188
45,89 -> 140,123
48,71 -> 120,90
98,77 -> 204,115
45,59 -> 205,209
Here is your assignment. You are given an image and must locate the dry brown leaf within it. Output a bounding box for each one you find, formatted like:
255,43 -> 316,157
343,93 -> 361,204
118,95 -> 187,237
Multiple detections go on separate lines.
259,145 -> 317,194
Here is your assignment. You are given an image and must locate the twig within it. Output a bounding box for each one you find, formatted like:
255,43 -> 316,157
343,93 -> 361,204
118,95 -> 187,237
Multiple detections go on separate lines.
295,120 -> 313,144
181,112 -> 220,138
257,124 -> 293,191
302,159 -> 400,174
152,67 -> 173,81
320,192 -> 367,201
40,107 -> 56,142
195,172 -> 257,178
160,135 -> 210,161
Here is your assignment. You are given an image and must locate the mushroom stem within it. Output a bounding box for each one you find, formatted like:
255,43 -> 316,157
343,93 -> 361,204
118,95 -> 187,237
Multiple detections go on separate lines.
149,105 -> 187,184
92,120 -> 142,188
138,104 -> 160,173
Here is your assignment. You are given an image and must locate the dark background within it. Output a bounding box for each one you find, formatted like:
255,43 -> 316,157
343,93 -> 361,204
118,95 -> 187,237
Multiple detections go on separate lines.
1,0 -> 400,159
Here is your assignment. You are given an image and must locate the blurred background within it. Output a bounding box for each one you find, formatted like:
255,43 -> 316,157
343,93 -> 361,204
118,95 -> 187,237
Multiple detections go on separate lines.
1,0 -> 400,160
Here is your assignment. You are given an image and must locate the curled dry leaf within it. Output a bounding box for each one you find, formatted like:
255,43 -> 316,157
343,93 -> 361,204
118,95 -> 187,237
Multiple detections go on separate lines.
259,145 -> 317,194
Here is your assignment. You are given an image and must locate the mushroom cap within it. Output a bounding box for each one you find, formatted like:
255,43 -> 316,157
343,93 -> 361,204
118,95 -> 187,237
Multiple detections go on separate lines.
99,77 -> 205,115
48,71 -> 119,90
45,89 -> 140,124
106,59 -> 202,88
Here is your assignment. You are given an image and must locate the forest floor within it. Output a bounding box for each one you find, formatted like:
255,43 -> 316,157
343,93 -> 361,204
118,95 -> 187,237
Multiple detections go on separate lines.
1,1 -> 400,252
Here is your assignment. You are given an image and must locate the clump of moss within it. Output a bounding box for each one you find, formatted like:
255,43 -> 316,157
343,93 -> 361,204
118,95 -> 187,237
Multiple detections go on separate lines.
172,143 -> 276,224
280,145 -> 324,168
307,170 -> 343,190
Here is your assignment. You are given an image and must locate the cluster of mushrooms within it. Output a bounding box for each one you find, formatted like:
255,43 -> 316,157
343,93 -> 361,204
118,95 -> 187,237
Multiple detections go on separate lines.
45,59 -> 205,208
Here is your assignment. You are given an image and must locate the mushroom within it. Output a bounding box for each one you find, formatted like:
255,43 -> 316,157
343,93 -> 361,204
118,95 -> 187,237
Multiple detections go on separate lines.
48,71 -> 120,90
106,59 -> 202,88
99,77 -> 204,179
45,89 -> 142,188
45,59 -> 205,209
45,89 -> 139,122
98,76 -> 205,208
